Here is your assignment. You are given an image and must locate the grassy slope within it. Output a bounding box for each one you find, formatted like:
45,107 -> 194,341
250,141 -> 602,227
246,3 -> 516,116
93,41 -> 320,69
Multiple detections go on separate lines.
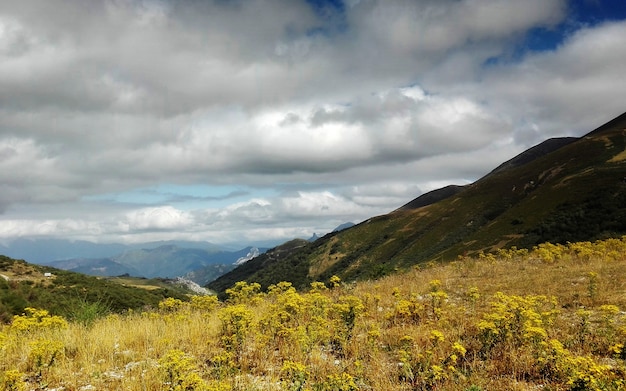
2,238 -> 625,390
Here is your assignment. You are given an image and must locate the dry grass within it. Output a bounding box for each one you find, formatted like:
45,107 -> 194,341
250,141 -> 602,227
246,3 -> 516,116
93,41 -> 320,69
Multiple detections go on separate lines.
2,238 -> 626,390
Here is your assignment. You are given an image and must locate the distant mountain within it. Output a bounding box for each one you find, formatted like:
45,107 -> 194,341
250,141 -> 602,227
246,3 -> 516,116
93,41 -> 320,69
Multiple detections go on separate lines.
184,247 -> 267,286
45,258 -> 142,277
209,111 -> 626,293
332,222 -> 355,232
307,223 -> 355,242
39,245 -> 268,284
0,239 -> 129,264
234,247 -> 261,266
0,238 -> 220,265
0,238 -> 258,282
183,264 -> 237,287
111,245 -> 220,278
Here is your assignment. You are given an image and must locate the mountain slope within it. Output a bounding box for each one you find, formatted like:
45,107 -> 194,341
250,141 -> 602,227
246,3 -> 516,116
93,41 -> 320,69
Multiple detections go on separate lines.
209,111 -> 626,292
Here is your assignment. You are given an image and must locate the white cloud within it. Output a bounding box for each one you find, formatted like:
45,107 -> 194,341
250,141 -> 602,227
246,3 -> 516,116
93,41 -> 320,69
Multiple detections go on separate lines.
476,20 -> 626,143
0,0 -> 623,246
125,206 -> 194,231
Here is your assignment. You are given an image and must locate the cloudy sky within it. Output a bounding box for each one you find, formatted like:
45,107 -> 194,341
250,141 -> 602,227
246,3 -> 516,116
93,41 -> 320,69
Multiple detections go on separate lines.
1,0 -> 625,247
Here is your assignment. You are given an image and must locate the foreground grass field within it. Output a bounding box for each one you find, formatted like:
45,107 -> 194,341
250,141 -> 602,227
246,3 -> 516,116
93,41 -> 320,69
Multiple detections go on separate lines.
1,238 -> 626,390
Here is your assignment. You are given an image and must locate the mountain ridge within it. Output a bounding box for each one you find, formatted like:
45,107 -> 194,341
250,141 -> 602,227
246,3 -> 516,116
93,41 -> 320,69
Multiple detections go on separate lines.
397,184 -> 466,211
486,137 -> 578,177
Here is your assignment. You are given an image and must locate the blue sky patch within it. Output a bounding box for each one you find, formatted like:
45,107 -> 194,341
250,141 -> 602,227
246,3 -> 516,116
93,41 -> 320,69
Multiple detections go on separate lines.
84,185 -> 276,210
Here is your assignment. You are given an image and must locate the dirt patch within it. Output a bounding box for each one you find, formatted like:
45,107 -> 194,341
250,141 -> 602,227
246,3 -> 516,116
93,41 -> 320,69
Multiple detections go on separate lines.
608,148 -> 626,163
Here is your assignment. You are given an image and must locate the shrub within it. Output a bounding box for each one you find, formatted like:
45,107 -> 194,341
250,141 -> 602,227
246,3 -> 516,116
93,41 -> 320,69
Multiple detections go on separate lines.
159,349 -> 208,391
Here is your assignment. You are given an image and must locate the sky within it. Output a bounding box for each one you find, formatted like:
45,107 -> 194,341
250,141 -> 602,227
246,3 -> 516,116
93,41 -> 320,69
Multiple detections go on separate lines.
1,0 -> 626,247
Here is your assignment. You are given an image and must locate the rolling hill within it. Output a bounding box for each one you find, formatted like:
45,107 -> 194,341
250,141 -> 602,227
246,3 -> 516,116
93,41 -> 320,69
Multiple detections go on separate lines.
209,111 -> 626,293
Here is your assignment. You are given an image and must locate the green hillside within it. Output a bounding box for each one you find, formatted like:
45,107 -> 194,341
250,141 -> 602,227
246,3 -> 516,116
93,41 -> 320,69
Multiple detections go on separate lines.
0,255 -> 191,322
209,111 -> 626,293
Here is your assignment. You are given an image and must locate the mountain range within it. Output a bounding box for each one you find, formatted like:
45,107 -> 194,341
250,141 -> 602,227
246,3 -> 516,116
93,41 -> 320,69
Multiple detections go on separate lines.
208,111 -> 626,294
40,245 -> 268,285
0,238 -> 258,285
0,222 -> 358,284
0,238 -> 222,264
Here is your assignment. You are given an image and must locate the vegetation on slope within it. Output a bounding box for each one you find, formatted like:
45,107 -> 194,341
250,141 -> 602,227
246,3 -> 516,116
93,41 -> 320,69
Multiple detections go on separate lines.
0,255 -> 191,323
2,237 -> 626,390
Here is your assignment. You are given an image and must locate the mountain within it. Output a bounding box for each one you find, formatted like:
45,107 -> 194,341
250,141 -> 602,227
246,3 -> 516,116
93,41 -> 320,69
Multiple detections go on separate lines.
44,258 -> 142,277
0,238 -> 269,282
307,223 -> 355,242
307,233 -> 320,242
111,245 -> 223,278
0,238 -> 220,265
332,222 -> 355,232
183,247 -> 265,286
41,245 -> 268,283
0,239 -> 129,264
233,247 -> 261,265
209,111 -> 626,293
183,264 -> 238,287
110,245 -> 269,279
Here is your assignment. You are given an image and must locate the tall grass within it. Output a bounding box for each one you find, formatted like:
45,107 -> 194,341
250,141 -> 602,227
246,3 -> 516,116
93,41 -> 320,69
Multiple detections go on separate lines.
1,238 -> 626,390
